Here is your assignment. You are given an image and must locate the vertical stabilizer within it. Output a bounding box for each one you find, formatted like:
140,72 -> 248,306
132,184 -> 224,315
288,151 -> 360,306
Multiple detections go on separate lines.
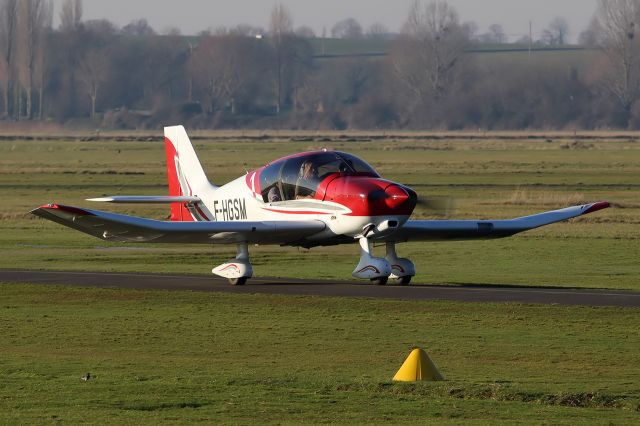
164,125 -> 217,221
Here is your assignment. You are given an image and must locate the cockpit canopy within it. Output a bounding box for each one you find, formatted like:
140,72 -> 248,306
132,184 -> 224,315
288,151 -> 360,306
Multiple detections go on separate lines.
259,151 -> 379,202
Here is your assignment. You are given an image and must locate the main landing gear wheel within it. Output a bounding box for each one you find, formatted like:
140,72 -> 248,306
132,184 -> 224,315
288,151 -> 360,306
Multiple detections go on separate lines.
228,277 -> 247,286
213,243 -> 253,286
370,277 -> 388,286
353,236 -> 392,285
391,276 -> 412,285
385,243 -> 416,286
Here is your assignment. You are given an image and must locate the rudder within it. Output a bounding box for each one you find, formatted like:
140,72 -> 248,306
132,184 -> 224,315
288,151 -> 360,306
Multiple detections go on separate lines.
164,125 -> 217,221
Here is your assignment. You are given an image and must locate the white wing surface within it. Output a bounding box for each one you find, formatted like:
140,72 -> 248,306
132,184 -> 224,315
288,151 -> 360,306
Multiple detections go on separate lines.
382,202 -> 610,242
87,196 -> 201,204
31,204 -> 325,245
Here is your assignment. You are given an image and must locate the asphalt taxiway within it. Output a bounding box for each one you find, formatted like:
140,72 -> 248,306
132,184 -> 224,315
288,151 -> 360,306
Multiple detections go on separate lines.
1,270 -> 639,307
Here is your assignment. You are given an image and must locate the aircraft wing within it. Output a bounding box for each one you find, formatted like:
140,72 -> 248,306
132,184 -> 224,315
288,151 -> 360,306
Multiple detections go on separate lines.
382,202 -> 609,243
31,204 -> 325,245
86,195 -> 201,204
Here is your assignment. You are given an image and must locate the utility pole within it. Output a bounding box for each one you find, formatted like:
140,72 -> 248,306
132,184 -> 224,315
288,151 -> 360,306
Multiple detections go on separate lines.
321,26 -> 326,56
528,21 -> 532,57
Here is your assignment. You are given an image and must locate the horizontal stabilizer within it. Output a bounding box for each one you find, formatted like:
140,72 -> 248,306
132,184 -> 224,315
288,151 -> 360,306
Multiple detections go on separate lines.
87,196 -> 201,204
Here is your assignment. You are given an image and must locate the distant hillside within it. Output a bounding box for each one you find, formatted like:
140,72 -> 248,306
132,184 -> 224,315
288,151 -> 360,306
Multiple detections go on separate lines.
306,37 -> 590,62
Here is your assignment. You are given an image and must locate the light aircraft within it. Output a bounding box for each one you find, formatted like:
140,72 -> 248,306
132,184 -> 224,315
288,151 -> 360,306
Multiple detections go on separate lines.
32,125 -> 610,286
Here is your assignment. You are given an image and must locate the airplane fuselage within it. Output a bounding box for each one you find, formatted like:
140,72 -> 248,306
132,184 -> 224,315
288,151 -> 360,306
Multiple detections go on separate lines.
174,150 -> 418,247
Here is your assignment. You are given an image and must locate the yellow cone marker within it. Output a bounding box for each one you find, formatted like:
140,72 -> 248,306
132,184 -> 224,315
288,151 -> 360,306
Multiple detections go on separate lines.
393,348 -> 444,382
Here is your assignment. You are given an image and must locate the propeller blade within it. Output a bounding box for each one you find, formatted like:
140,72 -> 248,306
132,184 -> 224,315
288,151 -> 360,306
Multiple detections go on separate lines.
415,196 -> 456,217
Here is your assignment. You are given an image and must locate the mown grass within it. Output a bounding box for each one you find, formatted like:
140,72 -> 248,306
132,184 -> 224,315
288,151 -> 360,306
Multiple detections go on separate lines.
1,136 -> 638,290
1,134 -> 639,424
0,284 -> 638,424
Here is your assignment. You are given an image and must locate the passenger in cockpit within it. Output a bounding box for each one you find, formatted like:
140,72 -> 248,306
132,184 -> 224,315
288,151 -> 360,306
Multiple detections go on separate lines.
295,160 -> 319,199
267,186 -> 282,202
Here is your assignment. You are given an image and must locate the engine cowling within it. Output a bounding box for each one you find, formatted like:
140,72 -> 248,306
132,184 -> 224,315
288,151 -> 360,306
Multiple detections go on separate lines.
322,176 -> 417,217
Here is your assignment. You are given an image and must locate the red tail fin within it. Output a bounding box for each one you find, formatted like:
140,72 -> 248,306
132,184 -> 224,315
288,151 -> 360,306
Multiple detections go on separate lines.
164,125 -> 218,222
164,135 -> 194,222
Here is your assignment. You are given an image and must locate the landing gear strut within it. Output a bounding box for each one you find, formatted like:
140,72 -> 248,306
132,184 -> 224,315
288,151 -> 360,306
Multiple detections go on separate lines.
352,237 -> 416,285
212,242 -> 253,285
385,242 -> 416,285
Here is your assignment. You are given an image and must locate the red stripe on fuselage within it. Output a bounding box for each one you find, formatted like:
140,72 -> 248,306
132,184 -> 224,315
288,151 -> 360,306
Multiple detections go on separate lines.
261,207 -> 332,215
194,204 -> 210,221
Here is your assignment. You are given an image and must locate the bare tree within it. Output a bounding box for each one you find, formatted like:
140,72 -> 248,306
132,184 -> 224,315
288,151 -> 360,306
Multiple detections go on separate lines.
295,25 -> 315,38
59,0 -> 81,32
392,0 -> 468,106
579,17 -> 603,46
331,18 -> 363,39
541,17 -> 570,45
34,1 -> 52,119
367,22 -> 389,39
121,18 -> 155,36
83,19 -> 117,35
161,27 -> 182,36
227,24 -> 264,37
78,49 -> 111,119
188,36 -> 230,115
0,0 -> 17,117
190,35 -> 259,115
17,0 -> 52,119
461,21 -> 478,41
113,32 -> 188,111
594,0 -> 640,126
480,24 -> 507,44
269,3 -> 293,115
338,58 -> 373,105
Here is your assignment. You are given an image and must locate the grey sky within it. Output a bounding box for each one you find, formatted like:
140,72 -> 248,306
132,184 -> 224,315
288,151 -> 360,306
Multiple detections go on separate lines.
67,0 -> 598,42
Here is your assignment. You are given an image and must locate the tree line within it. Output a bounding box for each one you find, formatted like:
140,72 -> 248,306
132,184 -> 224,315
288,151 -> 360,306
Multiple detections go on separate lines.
2,0 -> 640,130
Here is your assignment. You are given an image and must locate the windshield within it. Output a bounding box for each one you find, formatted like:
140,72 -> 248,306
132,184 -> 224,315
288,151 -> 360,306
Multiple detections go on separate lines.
335,152 -> 379,175
260,152 -> 379,202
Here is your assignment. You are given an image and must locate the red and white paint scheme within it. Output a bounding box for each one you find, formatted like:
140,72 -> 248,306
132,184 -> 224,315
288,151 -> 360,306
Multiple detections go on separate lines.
32,125 -> 611,286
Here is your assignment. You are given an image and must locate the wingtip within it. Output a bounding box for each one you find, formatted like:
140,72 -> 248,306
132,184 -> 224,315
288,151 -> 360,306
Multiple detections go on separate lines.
583,201 -> 610,215
32,204 -> 95,216
30,203 -> 58,217
32,203 -> 59,212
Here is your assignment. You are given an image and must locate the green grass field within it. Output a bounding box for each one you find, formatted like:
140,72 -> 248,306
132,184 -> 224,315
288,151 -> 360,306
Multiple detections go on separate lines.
1,133 -> 639,423
1,135 -> 638,289
1,284 -> 639,424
